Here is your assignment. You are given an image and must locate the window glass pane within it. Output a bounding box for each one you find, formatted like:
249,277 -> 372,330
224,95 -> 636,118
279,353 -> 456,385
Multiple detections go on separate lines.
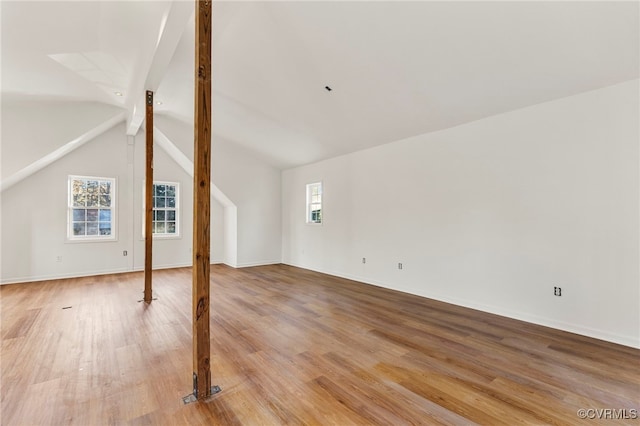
155,197 -> 166,208
73,209 -> 86,221
73,223 -> 86,236
155,185 -> 166,197
167,211 -> 175,221
167,197 -> 176,208
99,182 -> 111,207
156,210 -> 165,221
87,223 -> 99,235
87,209 -> 98,222
156,222 -> 165,233
86,181 -> 99,207
99,209 -> 111,221
167,222 -> 176,233
166,186 -> 176,197
100,194 -> 111,207
99,223 -> 111,235
73,193 -> 85,207
72,180 -> 86,207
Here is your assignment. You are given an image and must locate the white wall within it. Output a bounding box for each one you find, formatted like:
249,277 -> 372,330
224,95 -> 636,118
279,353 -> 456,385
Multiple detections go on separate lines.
2,123 -> 132,281
213,140 -> 282,267
282,80 -> 639,348
1,100 -> 123,180
130,134 -> 226,270
155,115 -> 282,267
0,101 -> 227,283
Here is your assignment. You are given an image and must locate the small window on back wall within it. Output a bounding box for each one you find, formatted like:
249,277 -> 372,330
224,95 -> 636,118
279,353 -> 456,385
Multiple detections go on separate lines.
68,175 -> 116,241
306,182 -> 322,224
143,181 -> 180,237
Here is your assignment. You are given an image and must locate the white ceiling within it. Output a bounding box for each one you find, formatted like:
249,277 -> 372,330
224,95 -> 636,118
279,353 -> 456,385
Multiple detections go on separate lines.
2,1 -> 639,169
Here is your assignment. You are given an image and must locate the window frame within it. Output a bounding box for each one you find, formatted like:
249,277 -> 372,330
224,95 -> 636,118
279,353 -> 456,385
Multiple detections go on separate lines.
67,175 -> 117,242
306,182 -> 323,225
142,180 -> 181,239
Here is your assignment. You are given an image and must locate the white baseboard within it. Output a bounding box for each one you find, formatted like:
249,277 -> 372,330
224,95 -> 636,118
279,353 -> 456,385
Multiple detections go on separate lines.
2,261 -> 201,285
1,267 -> 133,285
0,259 -> 266,285
424,291 -> 640,350
235,260 -> 281,268
282,261 -> 640,349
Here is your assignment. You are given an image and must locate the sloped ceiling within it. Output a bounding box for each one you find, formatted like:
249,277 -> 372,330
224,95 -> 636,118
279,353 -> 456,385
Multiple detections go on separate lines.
2,1 -> 639,169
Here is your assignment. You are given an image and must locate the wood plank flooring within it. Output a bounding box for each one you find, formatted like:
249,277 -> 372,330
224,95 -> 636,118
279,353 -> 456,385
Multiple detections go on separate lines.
1,264 -> 638,425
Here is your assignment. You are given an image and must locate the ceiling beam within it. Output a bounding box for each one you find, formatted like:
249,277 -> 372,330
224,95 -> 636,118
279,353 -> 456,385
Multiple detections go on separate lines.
126,1 -> 194,136
1,112 -> 126,192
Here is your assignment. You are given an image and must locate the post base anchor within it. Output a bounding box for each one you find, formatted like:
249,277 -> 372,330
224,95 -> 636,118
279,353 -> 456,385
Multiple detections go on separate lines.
182,385 -> 221,404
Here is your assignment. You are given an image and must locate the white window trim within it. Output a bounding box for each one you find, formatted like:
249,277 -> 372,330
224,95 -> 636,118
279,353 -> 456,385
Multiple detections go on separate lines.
306,181 -> 323,225
142,180 -> 181,239
67,175 -> 117,242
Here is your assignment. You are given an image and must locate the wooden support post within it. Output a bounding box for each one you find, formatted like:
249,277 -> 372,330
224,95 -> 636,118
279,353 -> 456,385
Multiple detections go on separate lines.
192,0 -> 213,400
144,90 -> 154,303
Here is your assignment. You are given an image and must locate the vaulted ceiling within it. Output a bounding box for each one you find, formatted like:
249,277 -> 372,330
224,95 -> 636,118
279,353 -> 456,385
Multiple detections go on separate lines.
2,1 -> 639,169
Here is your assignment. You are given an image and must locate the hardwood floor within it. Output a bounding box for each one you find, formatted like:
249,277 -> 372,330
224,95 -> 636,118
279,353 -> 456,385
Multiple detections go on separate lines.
1,264 -> 638,425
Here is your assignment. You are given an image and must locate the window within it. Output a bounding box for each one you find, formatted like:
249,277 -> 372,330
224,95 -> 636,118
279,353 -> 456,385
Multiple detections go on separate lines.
306,182 -> 322,224
68,175 -> 115,240
144,181 -> 180,237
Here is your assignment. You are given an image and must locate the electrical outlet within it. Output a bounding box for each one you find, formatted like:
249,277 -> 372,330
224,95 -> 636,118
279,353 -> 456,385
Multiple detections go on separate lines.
362,257 -> 366,264
123,250 -> 128,257
554,286 -> 562,296
398,262 -> 403,270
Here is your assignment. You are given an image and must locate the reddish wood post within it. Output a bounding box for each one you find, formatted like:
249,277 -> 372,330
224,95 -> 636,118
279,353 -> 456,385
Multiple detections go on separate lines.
144,90 -> 154,303
192,0 -> 213,400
